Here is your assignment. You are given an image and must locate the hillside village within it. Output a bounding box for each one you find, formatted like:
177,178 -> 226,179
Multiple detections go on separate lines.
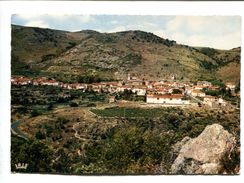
11,73 -> 238,109
10,24 -> 241,175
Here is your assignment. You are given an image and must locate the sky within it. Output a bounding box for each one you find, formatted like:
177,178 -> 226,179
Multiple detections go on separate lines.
11,15 -> 241,50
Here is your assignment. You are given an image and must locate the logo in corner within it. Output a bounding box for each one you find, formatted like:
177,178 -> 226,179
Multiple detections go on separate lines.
15,163 -> 28,170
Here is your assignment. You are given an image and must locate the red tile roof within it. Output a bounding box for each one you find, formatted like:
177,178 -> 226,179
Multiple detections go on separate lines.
147,94 -> 183,99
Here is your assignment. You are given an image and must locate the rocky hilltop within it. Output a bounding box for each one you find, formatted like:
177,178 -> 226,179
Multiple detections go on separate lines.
171,124 -> 236,174
11,24 -> 240,83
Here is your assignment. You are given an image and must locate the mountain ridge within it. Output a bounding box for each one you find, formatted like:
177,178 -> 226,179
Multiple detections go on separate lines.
11,24 -> 241,84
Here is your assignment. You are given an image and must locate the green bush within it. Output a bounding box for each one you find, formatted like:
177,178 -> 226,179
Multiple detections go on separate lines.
31,109 -> 41,117
47,103 -> 54,110
11,135 -> 53,173
35,131 -> 46,140
82,123 -> 174,174
69,102 -> 78,107
220,147 -> 240,174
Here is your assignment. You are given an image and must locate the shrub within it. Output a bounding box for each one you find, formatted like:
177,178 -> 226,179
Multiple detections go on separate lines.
69,102 -> 78,107
35,131 -> 46,140
87,103 -> 96,107
83,124 -> 174,174
47,103 -> 54,110
220,147 -> 240,174
11,136 -> 53,173
31,109 -> 41,117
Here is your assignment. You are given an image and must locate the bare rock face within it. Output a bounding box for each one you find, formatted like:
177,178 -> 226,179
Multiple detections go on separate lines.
171,124 -> 236,174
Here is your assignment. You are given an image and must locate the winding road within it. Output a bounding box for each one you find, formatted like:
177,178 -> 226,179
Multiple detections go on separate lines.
11,121 -> 28,140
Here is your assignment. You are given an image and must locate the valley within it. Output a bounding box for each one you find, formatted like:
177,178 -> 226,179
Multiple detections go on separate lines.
11,24 -> 241,175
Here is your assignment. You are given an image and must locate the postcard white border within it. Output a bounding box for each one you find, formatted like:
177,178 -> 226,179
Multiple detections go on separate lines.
0,1 -> 244,183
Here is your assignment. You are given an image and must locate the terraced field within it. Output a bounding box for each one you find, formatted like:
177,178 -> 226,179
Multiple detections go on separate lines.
91,107 -> 180,118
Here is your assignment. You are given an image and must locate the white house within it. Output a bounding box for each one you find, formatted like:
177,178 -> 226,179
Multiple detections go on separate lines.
42,80 -> 59,86
116,85 -> 132,93
226,82 -> 236,90
108,96 -> 115,103
197,81 -> 212,87
132,86 -> 147,96
203,95 -> 216,102
218,98 -> 227,106
12,77 -> 32,85
193,85 -> 205,90
203,95 -> 217,107
73,83 -> 87,90
146,94 -> 188,105
208,86 -> 220,91
153,87 -> 173,94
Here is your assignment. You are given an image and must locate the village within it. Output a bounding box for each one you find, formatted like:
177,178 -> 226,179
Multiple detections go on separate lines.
11,74 -> 238,109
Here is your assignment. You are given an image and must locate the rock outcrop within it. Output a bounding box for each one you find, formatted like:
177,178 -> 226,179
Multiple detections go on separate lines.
171,124 -> 236,174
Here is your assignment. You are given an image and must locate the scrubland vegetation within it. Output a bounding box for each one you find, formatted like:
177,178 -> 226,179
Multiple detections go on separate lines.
11,86 -> 240,174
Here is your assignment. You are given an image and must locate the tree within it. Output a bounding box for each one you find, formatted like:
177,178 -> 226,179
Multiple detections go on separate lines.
31,109 -> 41,117
225,88 -> 232,97
235,81 -> 240,93
83,124 -> 173,174
47,103 -> 54,110
11,136 -> 53,173
35,131 -> 46,140
172,89 -> 182,94
70,102 -> 78,107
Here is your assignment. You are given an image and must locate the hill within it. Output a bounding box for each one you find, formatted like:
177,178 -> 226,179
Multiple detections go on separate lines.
11,24 -> 241,84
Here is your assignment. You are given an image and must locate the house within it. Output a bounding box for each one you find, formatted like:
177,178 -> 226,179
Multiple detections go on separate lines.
197,81 -> 212,87
181,82 -> 191,87
108,96 -> 116,103
153,87 -> 173,94
162,81 -> 175,87
90,83 -> 103,92
104,82 -> 118,87
42,79 -> 59,86
116,85 -> 132,93
203,95 -> 216,102
146,94 -> 188,105
11,76 -> 32,85
218,98 -> 227,106
72,83 -> 87,90
147,81 -> 156,89
193,85 -> 205,90
67,84 -> 75,90
128,80 -> 143,86
32,77 -> 59,86
208,85 -> 220,91
127,73 -> 138,81
32,79 -> 39,85
191,90 -> 206,97
226,82 -> 236,90
203,95 -> 218,107
104,82 -> 118,93
132,86 -> 147,96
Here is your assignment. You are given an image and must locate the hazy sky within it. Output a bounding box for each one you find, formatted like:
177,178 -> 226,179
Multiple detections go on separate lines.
12,15 -> 241,50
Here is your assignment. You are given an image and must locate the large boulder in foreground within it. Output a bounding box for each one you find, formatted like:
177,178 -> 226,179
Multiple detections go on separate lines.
171,124 -> 236,174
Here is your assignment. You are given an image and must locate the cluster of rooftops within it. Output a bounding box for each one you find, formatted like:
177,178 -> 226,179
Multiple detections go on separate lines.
11,75 -> 236,106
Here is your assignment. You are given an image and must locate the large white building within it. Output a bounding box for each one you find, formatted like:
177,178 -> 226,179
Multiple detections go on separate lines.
146,94 -> 189,105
